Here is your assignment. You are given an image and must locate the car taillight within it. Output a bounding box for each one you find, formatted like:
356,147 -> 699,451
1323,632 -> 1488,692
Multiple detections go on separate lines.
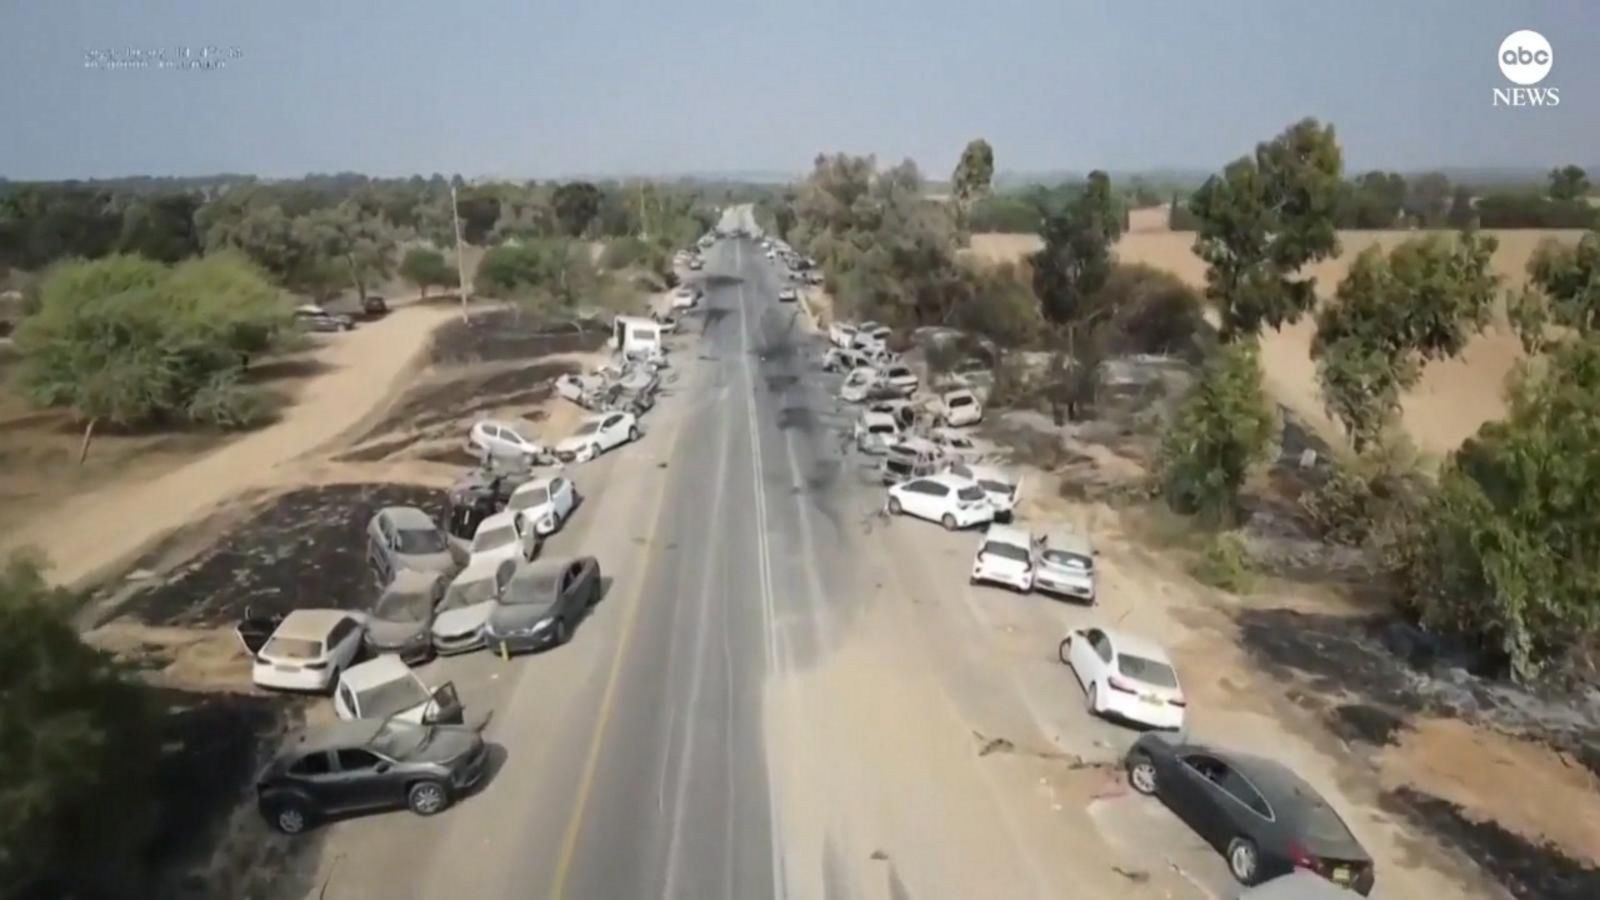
1168,696 -> 1187,707
303,661 -> 329,671
1286,839 -> 1314,869
1107,676 -> 1138,694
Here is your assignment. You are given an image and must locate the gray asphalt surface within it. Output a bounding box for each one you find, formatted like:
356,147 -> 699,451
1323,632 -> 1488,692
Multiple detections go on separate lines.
306,208 -> 855,900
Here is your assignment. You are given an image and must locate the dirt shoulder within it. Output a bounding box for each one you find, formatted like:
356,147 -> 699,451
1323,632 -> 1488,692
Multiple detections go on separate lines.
1,303 -> 459,590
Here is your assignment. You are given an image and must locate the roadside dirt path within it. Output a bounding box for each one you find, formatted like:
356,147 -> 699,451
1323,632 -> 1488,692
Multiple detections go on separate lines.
2,304 -> 458,590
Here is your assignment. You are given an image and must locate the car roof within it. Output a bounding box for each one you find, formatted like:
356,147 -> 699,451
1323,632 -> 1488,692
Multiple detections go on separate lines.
1101,628 -> 1173,664
383,567 -> 443,596
474,510 -> 518,534
280,719 -> 385,757
958,463 -> 1015,483
509,558 -> 570,586
1042,528 -> 1093,556
892,436 -> 939,453
982,524 -> 1031,546
453,553 -> 512,584
924,472 -> 979,489
861,411 -> 897,425
339,654 -> 415,692
382,506 -> 437,531
274,609 -> 353,640
944,388 -> 977,399
511,476 -> 556,495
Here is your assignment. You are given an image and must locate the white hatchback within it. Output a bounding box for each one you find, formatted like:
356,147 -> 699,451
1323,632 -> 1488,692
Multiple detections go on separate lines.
936,389 -> 983,427
250,609 -> 366,693
504,474 -> 578,536
970,524 -> 1035,592
1033,529 -> 1096,603
1060,627 -> 1186,731
468,419 -> 544,464
885,473 -> 995,531
553,412 -> 640,464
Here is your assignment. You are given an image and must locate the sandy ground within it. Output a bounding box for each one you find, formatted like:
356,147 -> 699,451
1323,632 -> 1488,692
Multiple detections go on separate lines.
966,229 -> 1587,456
1,303 -> 460,589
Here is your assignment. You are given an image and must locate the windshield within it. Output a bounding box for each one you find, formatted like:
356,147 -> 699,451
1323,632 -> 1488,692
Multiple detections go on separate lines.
978,479 -> 1012,495
371,719 -> 430,758
573,421 -> 600,436
396,528 -> 446,555
1297,797 -> 1358,846
949,395 -> 974,407
980,541 -> 1030,564
868,424 -> 896,435
357,676 -> 430,718
1043,550 -> 1093,570
501,576 -> 560,605
374,587 -> 434,622
471,524 -> 517,554
441,576 -> 497,610
956,485 -> 986,503
1117,655 -> 1178,688
508,487 -> 549,511
262,637 -> 321,660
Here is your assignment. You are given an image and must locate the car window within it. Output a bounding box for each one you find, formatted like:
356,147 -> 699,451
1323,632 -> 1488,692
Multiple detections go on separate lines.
1182,753 -> 1229,785
336,748 -> 381,772
956,485 -> 986,503
327,618 -> 358,645
482,424 -> 500,439
357,678 -> 429,720
980,541 -> 1030,563
396,528 -> 446,554
289,752 -> 331,776
1118,654 -> 1178,688
949,464 -> 973,479
604,415 -> 622,428
1219,770 -> 1273,819
949,395 -> 974,407
1087,630 -> 1112,662
1043,549 -> 1092,570
263,637 -> 322,660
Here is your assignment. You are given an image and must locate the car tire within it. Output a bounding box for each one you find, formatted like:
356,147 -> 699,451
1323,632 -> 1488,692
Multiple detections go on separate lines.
407,780 -> 451,817
941,513 -> 958,531
555,618 -> 570,646
267,798 -> 314,835
1226,837 -> 1261,885
589,443 -> 601,461
1126,752 -> 1158,796
1087,682 -> 1100,715
628,425 -> 640,442
1058,636 -> 1073,665
887,497 -> 903,516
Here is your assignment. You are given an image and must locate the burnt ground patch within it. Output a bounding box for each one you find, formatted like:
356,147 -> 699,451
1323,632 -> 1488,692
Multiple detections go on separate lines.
1329,703 -> 1408,747
354,360 -> 573,448
428,309 -> 608,366
124,483 -> 446,626
1383,787 -> 1600,900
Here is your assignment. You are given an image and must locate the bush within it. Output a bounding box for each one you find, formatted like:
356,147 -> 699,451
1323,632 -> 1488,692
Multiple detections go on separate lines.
1189,531 -> 1256,592
598,236 -> 651,271
1158,341 -> 1277,523
1097,263 -> 1208,356
949,262 -> 1044,349
398,247 -> 457,296
967,194 -> 1042,233
185,370 -> 273,429
1474,192 -> 1596,229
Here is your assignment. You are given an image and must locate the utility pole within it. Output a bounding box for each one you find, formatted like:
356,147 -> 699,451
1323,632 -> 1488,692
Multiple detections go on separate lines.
450,183 -> 470,324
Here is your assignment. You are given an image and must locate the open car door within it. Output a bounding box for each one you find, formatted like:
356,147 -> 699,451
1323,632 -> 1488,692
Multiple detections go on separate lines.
234,607 -> 281,655
423,682 -> 465,726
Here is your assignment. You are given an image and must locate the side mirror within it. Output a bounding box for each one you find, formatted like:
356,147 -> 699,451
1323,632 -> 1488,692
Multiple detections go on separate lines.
374,761 -> 392,774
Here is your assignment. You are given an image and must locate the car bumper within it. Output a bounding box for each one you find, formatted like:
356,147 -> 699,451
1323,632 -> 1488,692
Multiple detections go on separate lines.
364,640 -> 434,665
953,506 -> 997,528
1102,691 -> 1185,730
971,563 -> 1033,592
452,745 -> 490,792
252,664 -> 333,693
483,628 -> 557,655
433,631 -> 486,655
1033,576 -> 1095,603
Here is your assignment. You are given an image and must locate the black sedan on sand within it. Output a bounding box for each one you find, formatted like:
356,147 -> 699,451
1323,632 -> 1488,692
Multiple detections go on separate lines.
1124,734 -> 1375,895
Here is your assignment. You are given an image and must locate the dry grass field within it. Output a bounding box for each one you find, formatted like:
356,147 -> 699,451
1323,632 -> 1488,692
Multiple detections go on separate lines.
967,226 -> 1589,457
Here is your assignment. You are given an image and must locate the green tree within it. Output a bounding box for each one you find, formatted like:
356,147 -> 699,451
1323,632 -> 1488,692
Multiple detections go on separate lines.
398,247 -> 457,297
1313,231 -> 1500,450
302,201 -> 396,304
0,553 -> 159,898
1446,184 -> 1477,228
1405,172 -> 1453,227
1189,118 -> 1344,339
1547,164 -> 1591,202
454,187 -> 501,245
1507,229 -> 1600,353
14,253 -> 288,429
116,192 -> 202,263
950,138 -> 996,223
1159,340 -> 1277,523
1400,338 -> 1600,679
552,181 -> 603,237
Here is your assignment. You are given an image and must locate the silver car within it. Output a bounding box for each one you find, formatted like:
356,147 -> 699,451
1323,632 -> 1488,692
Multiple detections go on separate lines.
367,506 -> 463,587
364,569 -> 445,664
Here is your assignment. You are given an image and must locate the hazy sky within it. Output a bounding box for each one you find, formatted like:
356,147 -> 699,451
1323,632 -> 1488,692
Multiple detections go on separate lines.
2,0 -> 1596,180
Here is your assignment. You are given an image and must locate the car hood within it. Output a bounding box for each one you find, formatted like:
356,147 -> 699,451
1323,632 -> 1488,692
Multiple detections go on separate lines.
398,551 -> 459,575
367,617 -> 429,645
1040,560 -> 1092,581
556,433 -> 599,453
432,602 -> 494,637
486,600 -> 557,631
405,725 -> 482,766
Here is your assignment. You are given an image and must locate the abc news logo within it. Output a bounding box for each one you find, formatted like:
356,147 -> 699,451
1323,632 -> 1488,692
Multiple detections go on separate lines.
1493,30 -> 1559,107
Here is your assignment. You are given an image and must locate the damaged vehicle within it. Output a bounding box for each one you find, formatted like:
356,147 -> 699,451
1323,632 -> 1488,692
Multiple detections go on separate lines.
367,506 -> 463,587
465,509 -> 541,568
943,462 -> 1022,522
553,412 -> 640,463
879,363 -> 919,396
445,459 -> 539,543
839,366 -> 881,403
1064,628 -> 1185,730
246,609 -> 367,694
932,388 -> 982,427
363,568 -> 446,664
482,556 -> 603,655
504,474 -> 578,536
432,557 -> 518,655
1033,528 -> 1096,603
854,410 -> 903,456
828,322 -> 859,349
255,716 -> 489,834
880,437 -> 942,485
555,371 -> 609,408
926,427 -> 992,464
970,524 -> 1035,592
293,303 -> 355,333
334,654 -> 463,726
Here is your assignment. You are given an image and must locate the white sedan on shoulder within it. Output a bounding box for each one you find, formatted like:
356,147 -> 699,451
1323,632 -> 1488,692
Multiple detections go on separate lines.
828,322 -> 859,348
504,474 -> 578,536
970,524 -> 1035,592
468,419 -> 545,464
885,473 -> 995,531
934,388 -> 983,427
250,609 -> 366,693
553,411 -> 640,464
1059,627 -> 1187,730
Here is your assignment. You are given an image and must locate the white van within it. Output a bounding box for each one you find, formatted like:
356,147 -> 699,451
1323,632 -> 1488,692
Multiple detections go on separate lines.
612,316 -> 664,360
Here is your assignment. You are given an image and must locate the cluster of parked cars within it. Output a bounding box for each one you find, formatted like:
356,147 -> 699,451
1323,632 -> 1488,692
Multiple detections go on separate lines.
759,236 -> 821,286
816,312 -> 1378,897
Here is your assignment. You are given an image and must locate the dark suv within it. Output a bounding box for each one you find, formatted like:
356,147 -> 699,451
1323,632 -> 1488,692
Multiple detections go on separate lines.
256,718 -> 488,834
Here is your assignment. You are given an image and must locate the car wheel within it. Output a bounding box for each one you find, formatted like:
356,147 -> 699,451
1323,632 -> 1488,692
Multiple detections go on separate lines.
887,496 -> 903,516
1126,753 -> 1158,796
1226,837 -> 1261,885
589,443 -> 601,460
941,513 -> 958,531
407,780 -> 451,817
1058,636 -> 1073,665
555,618 -> 570,645
628,425 -> 640,442
1087,682 -> 1100,714
268,799 -> 313,835
535,515 -> 557,537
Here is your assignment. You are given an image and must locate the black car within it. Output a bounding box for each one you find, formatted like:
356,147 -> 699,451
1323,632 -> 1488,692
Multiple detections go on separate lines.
362,295 -> 389,318
1125,734 -> 1375,895
256,718 -> 488,834
482,557 -> 602,654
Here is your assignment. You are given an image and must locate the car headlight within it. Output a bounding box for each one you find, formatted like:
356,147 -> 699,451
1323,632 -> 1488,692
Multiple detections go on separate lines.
531,617 -> 554,633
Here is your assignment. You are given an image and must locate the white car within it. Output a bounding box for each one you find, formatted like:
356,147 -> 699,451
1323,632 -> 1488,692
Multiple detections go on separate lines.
885,473 -> 995,531
970,524 -> 1035,592
880,436 -> 942,484
935,389 -> 983,427
433,557 -> 518,655
765,249 -> 777,260
944,462 -> 1022,521
927,427 -> 991,464
504,474 -> 578,536
823,347 -> 871,374
671,286 -> 701,310
468,419 -> 545,464
851,324 -> 892,350
854,410 -> 902,455
250,609 -> 366,693
866,399 -> 917,431
778,287 -> 798,303
555,372 -> 605,407
839,366 -> 881,403
553,411 -> 639,464
466,510 -> 541,568
828,322 -> 859,349
879,364 -> 918,395
1033,529 -> 1097,603
1059,627 -> 1186,730
333,654 -> 464,725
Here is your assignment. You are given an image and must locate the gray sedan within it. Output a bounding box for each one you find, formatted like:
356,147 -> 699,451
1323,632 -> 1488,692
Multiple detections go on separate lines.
482,557 -> 601,655
364,569 -> 445,664
367,506 -> 463,586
